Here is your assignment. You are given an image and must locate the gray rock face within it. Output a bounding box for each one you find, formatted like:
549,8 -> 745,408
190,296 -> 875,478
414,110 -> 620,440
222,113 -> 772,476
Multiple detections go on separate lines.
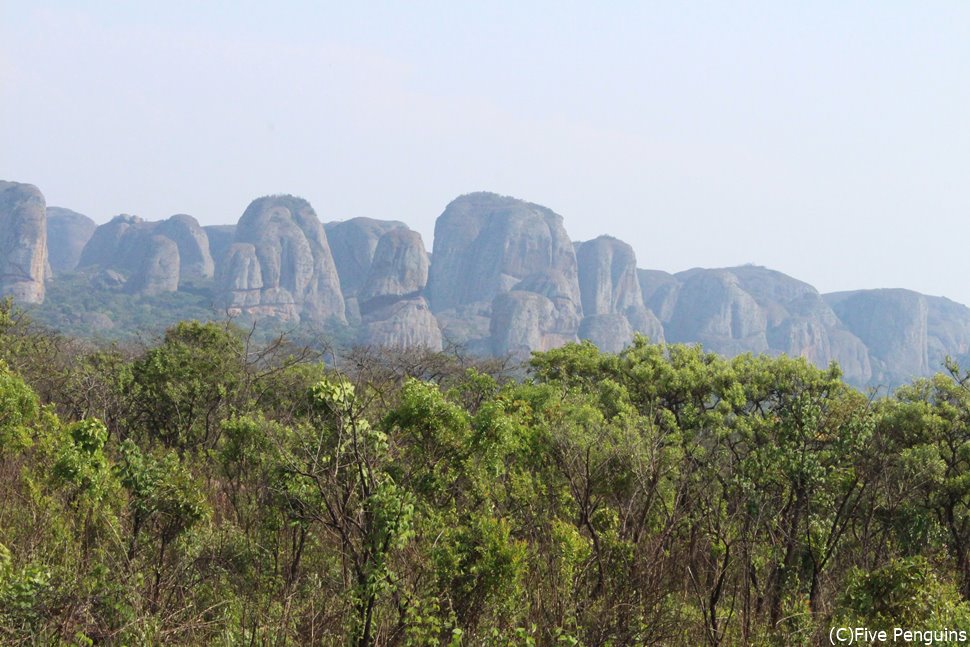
78,212 -> 214,294
575,236 -> 664,351
639,269 -> 681,322
577,236 -> 644,316
326,218 -> 407,296
125,236 -> 180,296
0,181 -> 48,303
217,195 -> 345,323
354,228 -> 440,350
78,214 -> 148,273
651,266 -> 872,384
427,193 -> 583,355
204,225 -> 237,269
825,289 -> 930,384
578,314 -> 633,354
156,214 -> 214,281
427,192 -> 581,312
358,297 -> 443,351
490,291 -> 568,357
46,207 -> 96,275
359,228 -> 429,305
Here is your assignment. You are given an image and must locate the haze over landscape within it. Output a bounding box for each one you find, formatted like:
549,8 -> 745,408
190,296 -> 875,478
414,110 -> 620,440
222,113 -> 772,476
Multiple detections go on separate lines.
3,2 -> 970,303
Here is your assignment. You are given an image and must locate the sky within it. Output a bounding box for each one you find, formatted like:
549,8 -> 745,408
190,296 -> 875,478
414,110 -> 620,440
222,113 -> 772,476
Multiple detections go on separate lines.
2,2 -> 970,303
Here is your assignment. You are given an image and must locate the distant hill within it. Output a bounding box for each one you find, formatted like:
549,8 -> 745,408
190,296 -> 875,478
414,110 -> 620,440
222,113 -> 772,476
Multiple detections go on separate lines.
4,179 -> 969,387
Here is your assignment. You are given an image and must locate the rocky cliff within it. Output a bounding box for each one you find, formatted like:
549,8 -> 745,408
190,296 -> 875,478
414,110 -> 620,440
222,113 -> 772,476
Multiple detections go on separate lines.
216,195 -> 345,323
357,228 -> 441,350
14,181 -> 970,388
575,236 -> 664,352
78,213 -> 213,295
46,207 -> 96,275
325,217 -> 407,323
0,181 -> 48,303
426,193 -> 583,356
821,289 -> 970,386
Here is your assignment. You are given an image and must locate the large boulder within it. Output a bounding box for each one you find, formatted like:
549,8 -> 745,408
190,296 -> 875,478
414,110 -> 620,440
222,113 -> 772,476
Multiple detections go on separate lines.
358,298 -> 443,351
0,181 -> 48,303
216,195 -> 345,323
427,192 -> 581,312
46,207 -> 96,275
355,228 -> 441,350
78,212 -> 215,294
655,266 -> 872,384
156,214 -> 215,282
359,228 -> 430,305
427,192 -> 583,354
490,291 -> 569,357
325,218 -> 408,296
575,236 -> 664,350
125,235 -> 180,296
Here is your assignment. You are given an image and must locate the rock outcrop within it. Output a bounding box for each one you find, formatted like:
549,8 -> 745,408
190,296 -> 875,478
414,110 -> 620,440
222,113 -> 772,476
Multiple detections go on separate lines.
125,236 -> 180,296
78,213 -> 214,295
357,228 -> 441,350
427,192 -> 581,312
326,218 -> 409,324
204,225 -> 236,269
426,193 -> 583,355
216,195 -> 345,323
651,266 -> 872,384
326,218 -> 407,296
46,207 -> 96,275
0,181 -> 48,303
825,289 -> 931,384
156,214 -> 214,282
575,236 -> 664,350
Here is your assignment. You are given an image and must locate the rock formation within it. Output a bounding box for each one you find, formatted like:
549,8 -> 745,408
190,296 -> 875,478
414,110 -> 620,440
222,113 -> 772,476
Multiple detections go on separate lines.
825,289 -> 931,385
125,236 -> 180,296
357,228 -> 441,350
156,214 -> 214,282
652,266 -> 872,384
427,192 -> 581,312
425,192 -> 583,355
216,195 -> 345,323
46,207 -> 96,275
326,218 -> 407,296
78,213 -> 214,295
204,225 -> 237,269
326,218 -> 409,324
0,181 -> 48,303
575,236 -> 664,350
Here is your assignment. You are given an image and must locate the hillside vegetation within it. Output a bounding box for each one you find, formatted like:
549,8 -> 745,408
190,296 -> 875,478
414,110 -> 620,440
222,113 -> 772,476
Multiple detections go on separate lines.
3,303 -> 970,644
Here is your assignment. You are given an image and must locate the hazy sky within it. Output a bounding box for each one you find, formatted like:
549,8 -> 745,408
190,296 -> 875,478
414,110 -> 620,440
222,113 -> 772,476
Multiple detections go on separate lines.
3,2 -> 970,303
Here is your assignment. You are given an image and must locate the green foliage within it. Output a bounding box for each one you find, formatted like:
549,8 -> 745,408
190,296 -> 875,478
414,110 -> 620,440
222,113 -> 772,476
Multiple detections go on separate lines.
9,319 -> 970,643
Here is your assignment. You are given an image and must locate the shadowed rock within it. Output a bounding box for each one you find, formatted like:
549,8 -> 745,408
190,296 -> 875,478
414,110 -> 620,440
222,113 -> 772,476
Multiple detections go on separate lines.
326,218 -> 408,295
0,181 -> 48,303
204,225 -> 237,269
125,236 -> 180,296
46,207 -> 96,275
355,228 -> 440,349
359,229 -> 429,305
826,289 -> 929,384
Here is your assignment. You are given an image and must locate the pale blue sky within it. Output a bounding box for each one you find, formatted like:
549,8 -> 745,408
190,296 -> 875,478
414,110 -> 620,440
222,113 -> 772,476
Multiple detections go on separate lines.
3,2 -> 970,303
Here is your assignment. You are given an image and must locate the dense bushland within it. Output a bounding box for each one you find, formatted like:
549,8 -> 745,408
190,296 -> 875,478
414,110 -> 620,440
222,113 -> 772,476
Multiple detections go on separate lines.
2,303 -> 970,645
